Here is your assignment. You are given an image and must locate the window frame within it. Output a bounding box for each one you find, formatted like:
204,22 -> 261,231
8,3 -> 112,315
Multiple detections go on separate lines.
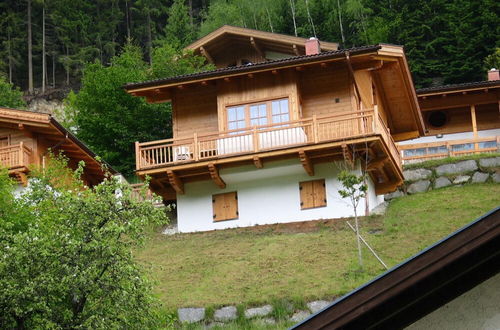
225,97 -> 290,132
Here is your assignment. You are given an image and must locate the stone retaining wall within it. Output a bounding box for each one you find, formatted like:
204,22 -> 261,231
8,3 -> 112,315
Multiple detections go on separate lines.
177,299 -> 332,326
385,157 -> 500,200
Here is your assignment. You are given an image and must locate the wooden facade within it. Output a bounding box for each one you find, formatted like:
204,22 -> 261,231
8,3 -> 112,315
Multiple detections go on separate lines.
125,28 -> 425,200
398,81 -> 500,163
0,107 -> 113,185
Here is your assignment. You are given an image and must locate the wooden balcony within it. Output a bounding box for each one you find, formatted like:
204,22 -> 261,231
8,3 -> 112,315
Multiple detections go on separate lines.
398,136 -> 500,164
136,109 -> 403,198
0,142 -> 32,184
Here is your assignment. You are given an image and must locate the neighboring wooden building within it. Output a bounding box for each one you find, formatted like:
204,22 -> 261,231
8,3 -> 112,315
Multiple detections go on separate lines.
125,26 -> 424,232
292,207 -> 500,330
0,107 -> 115,186
399,71 -> 500,163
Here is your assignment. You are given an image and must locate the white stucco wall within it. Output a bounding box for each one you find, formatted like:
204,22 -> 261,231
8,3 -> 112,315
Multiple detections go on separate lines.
406,272 -> 500,330
398,128 -> 500,145
176,159 -> 384,233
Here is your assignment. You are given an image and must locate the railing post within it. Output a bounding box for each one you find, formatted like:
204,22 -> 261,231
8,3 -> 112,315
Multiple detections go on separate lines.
19,141 -> 24,167
446,142 -> 452,157
373,105 -> 379,133
135,141 -> 140,171
253,127 -> 259,152
312,115 -> 318,143
193,133 -> 199,161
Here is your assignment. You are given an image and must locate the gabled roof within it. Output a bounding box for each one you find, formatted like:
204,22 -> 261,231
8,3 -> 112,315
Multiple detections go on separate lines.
292,206 -> 500,329
186,25 -> 339,56
124,45 -> 381,91
0,107 -> 117,181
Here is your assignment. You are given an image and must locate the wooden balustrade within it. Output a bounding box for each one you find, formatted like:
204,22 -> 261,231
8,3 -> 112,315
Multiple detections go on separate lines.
136,109 -> 401,171
398,136 -> 500,164
0,143 -> 32,170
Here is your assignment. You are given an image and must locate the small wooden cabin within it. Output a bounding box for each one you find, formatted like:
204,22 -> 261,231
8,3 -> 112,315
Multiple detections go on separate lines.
0,107 -> 114,186
125,26 -> 424,232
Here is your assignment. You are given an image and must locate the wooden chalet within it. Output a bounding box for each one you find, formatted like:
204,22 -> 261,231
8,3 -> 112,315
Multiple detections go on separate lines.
124,26 -> 425,232
399,71 -> 500,163
0,107 -> 115,186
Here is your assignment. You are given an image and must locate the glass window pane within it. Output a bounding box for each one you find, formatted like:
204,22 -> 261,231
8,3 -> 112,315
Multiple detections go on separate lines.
227,108 -> 236,121
272,101 -> 280,115
250,106 -> 259,118
250,119 -> 259,126
280,100 -> 289,114
281,114 -> 289,122
236,107 -> 245,120
237,121 -> 246,129
259,104 -> 267,117
228,122 -> 237,130
260,117 -> 267,125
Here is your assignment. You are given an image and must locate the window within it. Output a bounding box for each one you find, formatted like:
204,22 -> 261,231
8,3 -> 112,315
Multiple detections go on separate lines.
299,179 -> 327,209
212,191 -> 239,221
0,136 -> 9,148
226,98 -> 290,131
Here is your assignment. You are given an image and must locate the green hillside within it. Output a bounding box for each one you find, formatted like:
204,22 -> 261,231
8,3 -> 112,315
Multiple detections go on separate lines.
136,183 -> 500,317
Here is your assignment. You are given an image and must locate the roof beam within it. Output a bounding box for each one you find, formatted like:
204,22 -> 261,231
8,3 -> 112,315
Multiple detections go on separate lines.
418,92 -> 499,111
166,170 -> 184,194
208,163 -> 226,189
250,37 -> 265,61
299,150 -> 314,176
253,156 -> 263,169
199,46 -> 214,64
292,44 -> 300,56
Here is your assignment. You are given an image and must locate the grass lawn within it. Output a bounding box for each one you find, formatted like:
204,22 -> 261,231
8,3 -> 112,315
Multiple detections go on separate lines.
135,183 -> 500,314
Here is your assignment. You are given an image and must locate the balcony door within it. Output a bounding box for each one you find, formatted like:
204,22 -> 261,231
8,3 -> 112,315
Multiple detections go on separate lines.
226,98 -> 290,132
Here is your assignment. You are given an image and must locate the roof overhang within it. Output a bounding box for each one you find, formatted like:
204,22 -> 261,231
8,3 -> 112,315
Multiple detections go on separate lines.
292,206 -> 500,329
186,25 -> 339,58
0,107 -> 117,180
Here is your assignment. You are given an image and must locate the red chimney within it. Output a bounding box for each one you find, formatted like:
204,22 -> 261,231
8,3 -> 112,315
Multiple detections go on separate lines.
488,68 -> 499,81
305,37 -> 321,56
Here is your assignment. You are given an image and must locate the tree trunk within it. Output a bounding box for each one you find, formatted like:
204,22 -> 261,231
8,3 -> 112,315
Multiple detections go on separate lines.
337,0 -> 346,45
27,0 -> 33,93
52,54 -> 56,88
147,10 -> 152,66
188,0 -> 194,26
305,0 -> 317,38
125,0 -> 131,40
289,0 -> 298,37
42,3 -> 46,93
7,29 -> 13,84
354,207 -> 363,268
66,46 -> 70,86
266,7 -> 274,33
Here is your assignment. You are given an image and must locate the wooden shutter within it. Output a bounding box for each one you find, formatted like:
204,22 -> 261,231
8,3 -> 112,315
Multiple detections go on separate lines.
299,179 -> 326,209
213,191 -> 238,222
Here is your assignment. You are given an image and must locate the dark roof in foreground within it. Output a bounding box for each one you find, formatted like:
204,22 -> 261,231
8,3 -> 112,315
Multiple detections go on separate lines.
416,79 -> 500,94
123,45 -> 383,91
291,206 -> 500,330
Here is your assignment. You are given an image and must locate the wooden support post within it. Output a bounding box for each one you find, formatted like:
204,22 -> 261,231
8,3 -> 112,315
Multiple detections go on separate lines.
253,156 -> 263,169
342,144 -> 355,169
250,37 -> 265,61
19,141 -> 24,167
135,141 -> 140,171
292,44 -> 300,56
367,156 -> 388,170
193,133 -> 199,161
312,115 -> 318,143
166,170 -> 184,194
18,172 -> 28,187
470,105 -> 479,152
208,163 -> 226,189
373,104 -> 379,133
253,127 -> 259,152
199,46 -> 214,64
299,150 -> 314,176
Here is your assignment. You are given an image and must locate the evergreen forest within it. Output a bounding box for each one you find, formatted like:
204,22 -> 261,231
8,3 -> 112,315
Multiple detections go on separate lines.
1,0 -> 499,93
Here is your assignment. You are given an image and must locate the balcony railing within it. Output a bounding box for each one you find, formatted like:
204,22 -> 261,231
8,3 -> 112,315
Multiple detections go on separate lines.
398,136 -> 500,164
0,143 -> 32,171
136,108 -> 400,171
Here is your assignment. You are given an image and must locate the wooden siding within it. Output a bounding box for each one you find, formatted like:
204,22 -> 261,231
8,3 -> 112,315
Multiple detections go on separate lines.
172,84 -> 218,139
0,127 -> 37,165
216,70 -> 300,131
299,65 -> 353,118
